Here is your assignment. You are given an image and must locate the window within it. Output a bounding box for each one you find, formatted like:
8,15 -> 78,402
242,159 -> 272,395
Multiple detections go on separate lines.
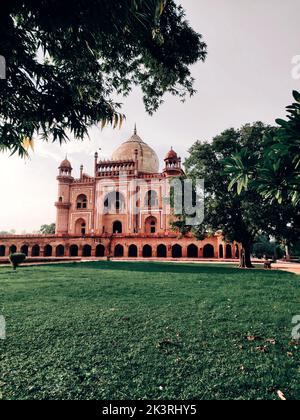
75,218 -> 87,236
150,220 -> 156,234
76,194 -> 88,209
113,221 -> 122,234
145,190 -> 158,208
104,191 -> 125,214
145,217 -> 157,234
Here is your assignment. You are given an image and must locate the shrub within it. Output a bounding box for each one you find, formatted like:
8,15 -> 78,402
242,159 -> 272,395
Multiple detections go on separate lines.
9,253 -> 26,270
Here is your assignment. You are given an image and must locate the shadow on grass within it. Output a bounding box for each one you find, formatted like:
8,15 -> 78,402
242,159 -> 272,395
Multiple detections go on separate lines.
31,260 -> 293,278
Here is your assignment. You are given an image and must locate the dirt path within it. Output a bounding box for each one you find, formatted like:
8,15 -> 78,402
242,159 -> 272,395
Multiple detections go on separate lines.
273,263 -> 300,276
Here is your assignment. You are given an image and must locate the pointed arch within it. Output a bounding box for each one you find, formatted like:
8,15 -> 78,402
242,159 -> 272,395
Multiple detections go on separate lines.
172,244 -> 182,258
21,245 -> 29,256
157,244 -> 167,258
145,216 -> 157,234
187,244 -> 198,258
0,245 -> 5,257
69,244 -> 79,257
76,194 -> 88,209
96,244 -> 105,257
219,245 -> 224,259
203,244 -> 215,258
9,245 -> 17,254
82,245 -> 92,257
114,244 -> 124,257
75,218 -> 87,236
44,245 -> 53,257
128,244 -> 138,258
32,245 -> 40,257
144,190 -> 159,207
113,221 -> 123,234
56,245 -> 65,257
143,245 -> 152,258
226,244 -> 233,259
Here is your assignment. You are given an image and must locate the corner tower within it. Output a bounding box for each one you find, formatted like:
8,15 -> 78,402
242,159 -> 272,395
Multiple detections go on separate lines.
55,158 -> 73,235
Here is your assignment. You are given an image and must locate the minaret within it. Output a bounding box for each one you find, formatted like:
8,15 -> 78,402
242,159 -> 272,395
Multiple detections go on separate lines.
163,147 -> 183,177
55,157 -> 73,235
94,151 -> 98,177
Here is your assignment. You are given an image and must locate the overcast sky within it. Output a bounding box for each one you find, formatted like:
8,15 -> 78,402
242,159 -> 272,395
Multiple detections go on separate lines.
0,0 -> 299,233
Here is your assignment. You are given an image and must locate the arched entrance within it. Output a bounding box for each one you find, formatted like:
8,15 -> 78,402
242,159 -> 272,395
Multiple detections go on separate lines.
56,245 -> 65,257
113,221 -> 122,234
75,218 -> 86,236
96,244 -> 105,257
69,245 -> 79,257
128,245 -> 138,258
82,245 -> 92,257
187,244 -> 198,258
172,244 -> 182,258
114,244 -> 124,257
157,244 -> 167,258
203,244 -> 214,258
219,245 -> 224,259
226,245 -> 233,259
143,245 -> 152,258
9,245 -> 17,254
145,216 -> 157,234
32,245 -> 40,257
44,245 -> 53,257
0,245 -> 5,257
21,245 -> 29,256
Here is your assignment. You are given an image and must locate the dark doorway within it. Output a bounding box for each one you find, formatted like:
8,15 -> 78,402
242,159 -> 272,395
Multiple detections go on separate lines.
128,245 -> 138,258
187,244 -> 198,258
56,245 -> 65,257
9,245 -> 17,254
226,245 -> 233,259
32,245 -> 40,257
44,245 -> 53,257
172,244 -> 182,258
21,245 -> 29,256
0,246 -> 5,257
203,244 -> 214,258
70,245 -> 79,257
157,244 -> 167,258
113,221 -> 122,234
96,244 -> 105,257
114,245 -> 124,257
82,245 -> 92,257
143,245 -> 152,258
219,245 -> 224,259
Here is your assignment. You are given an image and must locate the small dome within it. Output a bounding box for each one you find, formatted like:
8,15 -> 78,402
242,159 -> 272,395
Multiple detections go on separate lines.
59,158 -> 72,169
165,148 -> 178,160
111,128 -> 159,173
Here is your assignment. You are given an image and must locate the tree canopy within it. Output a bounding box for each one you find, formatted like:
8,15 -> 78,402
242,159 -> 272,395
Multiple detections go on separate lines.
39,223 -> 56,235
0,0 -> 206,156
225,91 -> 300,206
183,123 -> 297,267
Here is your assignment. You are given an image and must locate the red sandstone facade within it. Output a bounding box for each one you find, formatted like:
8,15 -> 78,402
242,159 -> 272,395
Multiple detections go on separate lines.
0,129 -> 240,261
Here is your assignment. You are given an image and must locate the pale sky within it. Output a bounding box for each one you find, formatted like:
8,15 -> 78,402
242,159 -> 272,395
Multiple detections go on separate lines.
1,0 -> 300,233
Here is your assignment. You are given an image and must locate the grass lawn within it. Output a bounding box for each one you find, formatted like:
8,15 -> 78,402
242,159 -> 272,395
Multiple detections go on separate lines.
0,261 -> 299,400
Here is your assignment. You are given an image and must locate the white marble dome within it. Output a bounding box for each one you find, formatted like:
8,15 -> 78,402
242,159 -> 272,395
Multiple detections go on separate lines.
111,129 -> 159,173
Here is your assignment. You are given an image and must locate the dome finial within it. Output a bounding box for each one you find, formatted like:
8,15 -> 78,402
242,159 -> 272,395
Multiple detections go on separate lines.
134,123 -> 137,135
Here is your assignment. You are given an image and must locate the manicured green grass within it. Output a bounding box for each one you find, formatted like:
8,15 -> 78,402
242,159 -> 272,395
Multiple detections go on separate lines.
0,262 -> 299,400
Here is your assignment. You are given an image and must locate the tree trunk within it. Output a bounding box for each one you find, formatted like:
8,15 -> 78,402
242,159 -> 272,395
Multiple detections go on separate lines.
239,243 -> 254,268
285,245 -> 290,261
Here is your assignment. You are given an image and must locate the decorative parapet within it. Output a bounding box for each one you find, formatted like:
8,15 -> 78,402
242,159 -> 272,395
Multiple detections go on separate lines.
96,159 -> 136,177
